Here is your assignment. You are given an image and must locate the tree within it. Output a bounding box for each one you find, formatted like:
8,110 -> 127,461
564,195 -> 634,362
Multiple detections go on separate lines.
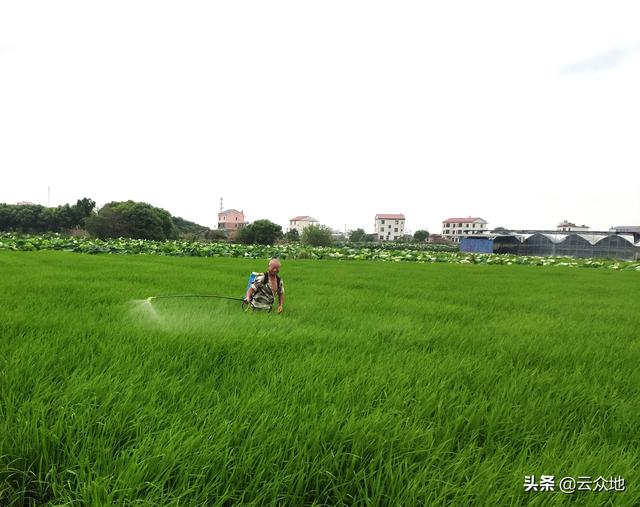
55,204 -> 77,230
348,228 -> 367,242
235,219 -> 282,245
72,198 -> 96,227
85,204 -> 126,239
0,204 -> 12,231
38,207 -> 60,232
251,219 -> 283,245
413,230 -> 429,242
301,224 -> 333,247
235,225 -> 255,244
0,199 -> 97,233
285,228 -> 300,242
14,205 -> 38,232
85,201 -> 177,240
173,216 -> 210,238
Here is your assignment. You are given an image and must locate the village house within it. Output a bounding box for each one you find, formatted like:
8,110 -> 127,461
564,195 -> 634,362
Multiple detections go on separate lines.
557,220 -> 590,232
289,216 -> 319,234
217,209 -> 247,239
441,217 -> 488,243
375,214 -> 405,241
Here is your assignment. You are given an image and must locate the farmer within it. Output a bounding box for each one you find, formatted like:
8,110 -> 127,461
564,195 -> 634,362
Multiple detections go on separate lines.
244,258 -> 285,313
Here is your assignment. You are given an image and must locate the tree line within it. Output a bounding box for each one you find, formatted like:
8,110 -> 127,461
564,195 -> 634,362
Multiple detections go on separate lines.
0,198 -> 96,233
0,199 -> 218,241
235,221 -> 337,247
0,198 -> 429,245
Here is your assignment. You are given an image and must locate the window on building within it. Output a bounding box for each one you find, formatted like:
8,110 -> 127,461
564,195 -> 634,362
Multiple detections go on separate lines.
395,220 -> 399,225
394,228 -> 398,232
381,220 -> 385,224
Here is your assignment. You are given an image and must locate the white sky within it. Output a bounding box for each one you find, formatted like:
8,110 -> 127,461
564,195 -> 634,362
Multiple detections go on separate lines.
1,1 -> 639,234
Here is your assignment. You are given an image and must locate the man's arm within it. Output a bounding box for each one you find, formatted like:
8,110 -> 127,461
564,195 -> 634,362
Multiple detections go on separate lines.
277,291 -> 285,313
245,286 -> 255,302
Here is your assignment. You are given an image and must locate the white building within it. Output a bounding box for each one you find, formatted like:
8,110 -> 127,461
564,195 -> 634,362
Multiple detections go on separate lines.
557,220 -> 590,232
375,214 -> 405,241
610,225 -> 640,236
442,217 -> 488,243
329,228 -> 346,241
289,216 -> 319,234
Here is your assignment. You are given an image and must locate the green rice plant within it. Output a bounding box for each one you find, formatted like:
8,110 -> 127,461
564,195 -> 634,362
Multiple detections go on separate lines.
1,251 -> 639,505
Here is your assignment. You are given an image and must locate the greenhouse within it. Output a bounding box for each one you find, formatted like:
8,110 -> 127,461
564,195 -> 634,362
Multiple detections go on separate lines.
460,233 -> 640,261
520,233 -> 565,257
593,234 -> 639,260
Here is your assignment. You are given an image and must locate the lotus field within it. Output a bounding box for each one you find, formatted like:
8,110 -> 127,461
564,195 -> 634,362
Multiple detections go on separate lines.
1,233 -> 640,270
1,248 -> 639,505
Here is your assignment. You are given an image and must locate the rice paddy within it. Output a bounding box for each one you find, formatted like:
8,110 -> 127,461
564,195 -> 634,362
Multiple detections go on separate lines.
1,250 -> 639,505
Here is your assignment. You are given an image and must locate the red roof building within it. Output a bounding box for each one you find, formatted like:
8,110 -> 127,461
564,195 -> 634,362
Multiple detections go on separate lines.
443,217 -> 486,224
441,217 -> 488,243
290,215 -> 318,222
374,214 -> 406,241
289,216 -> 319,234
375,213 -> 405,220
217,209 -> 247,239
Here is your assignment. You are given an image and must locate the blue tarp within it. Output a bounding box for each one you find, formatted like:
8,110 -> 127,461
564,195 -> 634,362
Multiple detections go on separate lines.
460,237 -> 494,254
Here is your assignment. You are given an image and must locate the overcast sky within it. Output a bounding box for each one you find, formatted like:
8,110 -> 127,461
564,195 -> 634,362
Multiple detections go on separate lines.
1,1 -> 639,234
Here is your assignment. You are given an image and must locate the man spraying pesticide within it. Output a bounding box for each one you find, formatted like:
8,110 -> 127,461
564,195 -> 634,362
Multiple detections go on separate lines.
143,258 -> 285,314
244,258 -> 285,313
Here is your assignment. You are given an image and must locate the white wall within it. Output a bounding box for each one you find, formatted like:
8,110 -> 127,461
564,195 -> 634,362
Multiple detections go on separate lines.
441,221 -> 488,242
289,220 -> 318,233
375,219 -> 405,240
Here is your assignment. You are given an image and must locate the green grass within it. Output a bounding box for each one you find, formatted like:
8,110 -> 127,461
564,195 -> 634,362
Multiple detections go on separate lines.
1,251 -> 639,505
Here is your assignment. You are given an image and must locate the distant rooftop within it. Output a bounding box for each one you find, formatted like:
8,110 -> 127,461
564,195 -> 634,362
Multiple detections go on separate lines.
557,220 -> 588,228
612,226 -> 640,233
219,209 -> 243,216
376,214 -> 405,220
443,217 -> 486,223
290,216 -> 318,222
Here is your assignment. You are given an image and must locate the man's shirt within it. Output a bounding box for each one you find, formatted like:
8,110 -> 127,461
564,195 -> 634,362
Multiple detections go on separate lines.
250,273 -> 284,310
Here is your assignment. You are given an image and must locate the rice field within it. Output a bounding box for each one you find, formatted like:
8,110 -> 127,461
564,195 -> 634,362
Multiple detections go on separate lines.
1,250 -> 639,505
